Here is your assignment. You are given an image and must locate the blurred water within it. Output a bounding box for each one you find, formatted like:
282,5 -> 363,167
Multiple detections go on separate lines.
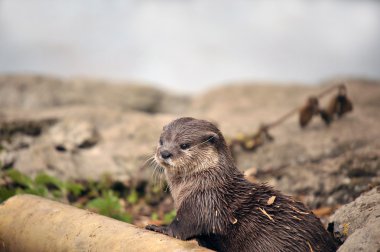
0,0 -> 379,93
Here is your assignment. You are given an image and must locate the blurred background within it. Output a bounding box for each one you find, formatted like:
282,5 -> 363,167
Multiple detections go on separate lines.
1,0 -> 380,92
1,1 -> 380,248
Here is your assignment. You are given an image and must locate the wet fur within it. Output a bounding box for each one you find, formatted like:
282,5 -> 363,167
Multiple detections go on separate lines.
146,117 -> 337,252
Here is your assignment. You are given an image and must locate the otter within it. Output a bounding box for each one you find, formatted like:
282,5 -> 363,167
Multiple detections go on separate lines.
146,117 -> 337,252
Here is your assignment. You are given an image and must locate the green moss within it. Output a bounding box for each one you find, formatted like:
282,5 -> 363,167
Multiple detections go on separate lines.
6,169 -> 34,188
86,190 -> 132,223
164,209 -> 176,224
35,173 -> 63,189
0,187 -> 16,203
127,189 -> 139,205
151,212 -> 159,221
0,168 -> 165,224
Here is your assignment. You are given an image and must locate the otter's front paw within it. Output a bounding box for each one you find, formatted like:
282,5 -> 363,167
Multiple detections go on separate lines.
145,225 -> 168,235
145,225 -> 178,238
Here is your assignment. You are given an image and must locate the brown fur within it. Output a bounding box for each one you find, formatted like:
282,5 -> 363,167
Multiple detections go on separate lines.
146,117 -> 337,252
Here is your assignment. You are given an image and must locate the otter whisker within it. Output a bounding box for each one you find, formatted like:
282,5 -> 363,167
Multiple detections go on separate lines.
151,159 -> 163,186
151,162 -> 158,184
155,163 -> 165,185
158,166 -> 165,188
187,135 -> 216,151
142,155 -> 156,168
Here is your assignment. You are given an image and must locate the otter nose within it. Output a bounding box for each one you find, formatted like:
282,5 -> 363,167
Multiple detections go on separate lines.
160,150 -> 172,159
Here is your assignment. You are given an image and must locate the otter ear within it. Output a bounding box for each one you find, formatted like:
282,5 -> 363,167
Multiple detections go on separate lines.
203,132 -> 219,144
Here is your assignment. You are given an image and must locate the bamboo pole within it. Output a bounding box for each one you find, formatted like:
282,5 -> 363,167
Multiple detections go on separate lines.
0,195 -> 211,252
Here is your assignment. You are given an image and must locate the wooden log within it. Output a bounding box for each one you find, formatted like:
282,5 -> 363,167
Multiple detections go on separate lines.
0,194 -> 211,252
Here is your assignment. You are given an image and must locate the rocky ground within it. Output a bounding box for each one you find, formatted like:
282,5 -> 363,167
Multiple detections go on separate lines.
1,74 -> 379,251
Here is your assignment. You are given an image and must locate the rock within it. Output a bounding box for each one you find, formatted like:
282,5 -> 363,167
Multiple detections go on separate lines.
184,79 -> 380,217
0,74 -> 189,114
1,109 -> 175,182
254,147 -> 380,209
0,118 -> 57,140
329,186 -> 380,251
49,119 -> 99,152
1,75 -> 380,194
188,80 -> 380,173
1,75 -> 380,250
0,194 -> 210,252
0,151 -> 15,169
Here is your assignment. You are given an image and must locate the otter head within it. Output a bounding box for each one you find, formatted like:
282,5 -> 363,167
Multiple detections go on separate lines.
155,117 -> 228,175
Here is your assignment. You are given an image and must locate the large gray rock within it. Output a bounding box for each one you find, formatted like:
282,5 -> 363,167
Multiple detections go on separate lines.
1,108 -> 175,182
329,186 -> 380,252
0,72 -> 187,182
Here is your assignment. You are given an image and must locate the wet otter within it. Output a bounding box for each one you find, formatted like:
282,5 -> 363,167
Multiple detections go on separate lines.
146,117 -> 337,252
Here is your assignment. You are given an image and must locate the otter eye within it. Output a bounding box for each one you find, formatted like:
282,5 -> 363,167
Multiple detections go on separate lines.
159,139 -> 163,145
180,143 -> 190,150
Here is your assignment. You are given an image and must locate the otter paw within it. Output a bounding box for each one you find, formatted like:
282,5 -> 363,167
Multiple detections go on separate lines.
145,225 -> 166,234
